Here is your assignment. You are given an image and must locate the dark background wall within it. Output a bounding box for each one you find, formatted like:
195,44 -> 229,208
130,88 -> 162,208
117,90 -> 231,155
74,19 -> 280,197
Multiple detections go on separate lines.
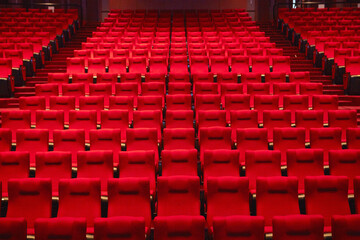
2,0 -> 359,23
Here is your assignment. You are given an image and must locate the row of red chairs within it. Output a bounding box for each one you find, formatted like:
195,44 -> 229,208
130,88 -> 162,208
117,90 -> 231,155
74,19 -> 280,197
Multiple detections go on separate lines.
1,127 -> 358,167
3,108 -> 355,137
65,56 -> 291,75
35,82 -> 322,99
2,148 -> 360,194
46,72 -> 311,84
0,176 -> 359,234
2,214 -> 359,240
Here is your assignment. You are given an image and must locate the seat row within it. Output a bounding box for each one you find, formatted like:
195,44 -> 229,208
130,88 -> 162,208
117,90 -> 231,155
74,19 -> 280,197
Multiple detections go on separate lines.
2,127 -> 360,166
46,72 -> 311,84
35,81 -> 322,98
20,93 -> 335,112
1,147 -> 360,194
0,176 -> 360,234
1,214 -> 359,240
65,55 -> 291,75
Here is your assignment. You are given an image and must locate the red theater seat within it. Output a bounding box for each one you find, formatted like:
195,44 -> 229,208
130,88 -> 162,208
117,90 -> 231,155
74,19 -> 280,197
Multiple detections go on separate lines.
203,149 -> 239,186
256,177 -> 299,233
310,128 -> 342,165
35,218 -> 87,240
161,149 -> 198,176
328,110 -> 357,142
118,150 -> 156,195
157,176 -> 200,216
154,216 -> 205,240
332,215 -> 360,240
1,110 -> 31,142
94,217 -> 145,240
58,178 -> 101,234
107,178 -> 151,232
53,129 -> 85,166
0,218 -> 27,240
77,150 -> 113,195
272,215 -> 324,240
305,176 -> 350,232
35,151 -> 72,196
16,129 -> 49,167
295,110 -> 324,142
206,177 -> 249,228
213,216 -> 265,240
7,178 -> 52,234
286,149 -> 324,194
329,149 -> 360,194
0,152 -> 29,198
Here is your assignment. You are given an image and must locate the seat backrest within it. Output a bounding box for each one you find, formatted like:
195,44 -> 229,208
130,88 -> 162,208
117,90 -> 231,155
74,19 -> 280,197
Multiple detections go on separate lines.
154,216 -> 205,240
329,149 -> 360,193
118,150 -> 156,195
332,215 -> 360,240
68,110 -> 97,131
304,176 -> 350,227
0,218 -> 27,240
108,178 -> 151,229
203,150 -> 240,188
213,216 -> 265,240
256,177 -> 299,227
49,96 -> 76,111
165,110 -> 194,128
161,149 -> 198,177
35,110 -> 64,130
206,177 -> 249,227
77,150 -> 114,194
94,217 -> 145,240
272,215 -> 324,240
7,178 -> 52,229
0,152 -> 29,197
157,176 -> 200,216
286,149 -> 324,194
245,150 -> 282,192
19,96 -> 46,110
58,178 -> 101,228
35,218 -> 87,240
163,128 -> 195,150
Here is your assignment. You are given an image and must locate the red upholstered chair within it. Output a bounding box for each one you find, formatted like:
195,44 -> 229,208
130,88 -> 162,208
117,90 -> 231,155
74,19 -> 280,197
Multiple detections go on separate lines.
0,218 -> 27,240
58,178 -> 101,234
0,152 -> 29,198
16,129 -> 49,167
305,176 -> 350,232
213,216 -> 264,240
161,149 -> 198,177
272,215 -> 324,240
286,149 -> 324,194
77,150 -> 114,196
206,177 -> 249,228
118,150 -> 156,196
157,176 -> 200,216
35,218 -> 87,240
154,216 -> 205,240
245,150 -> 282,194
332,215 -> 360,240
256,177 -> 300,233
53,129 -> 85,166
7,178 -> 52,235
107,178 -> 151,233
94,217 -> 145,240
